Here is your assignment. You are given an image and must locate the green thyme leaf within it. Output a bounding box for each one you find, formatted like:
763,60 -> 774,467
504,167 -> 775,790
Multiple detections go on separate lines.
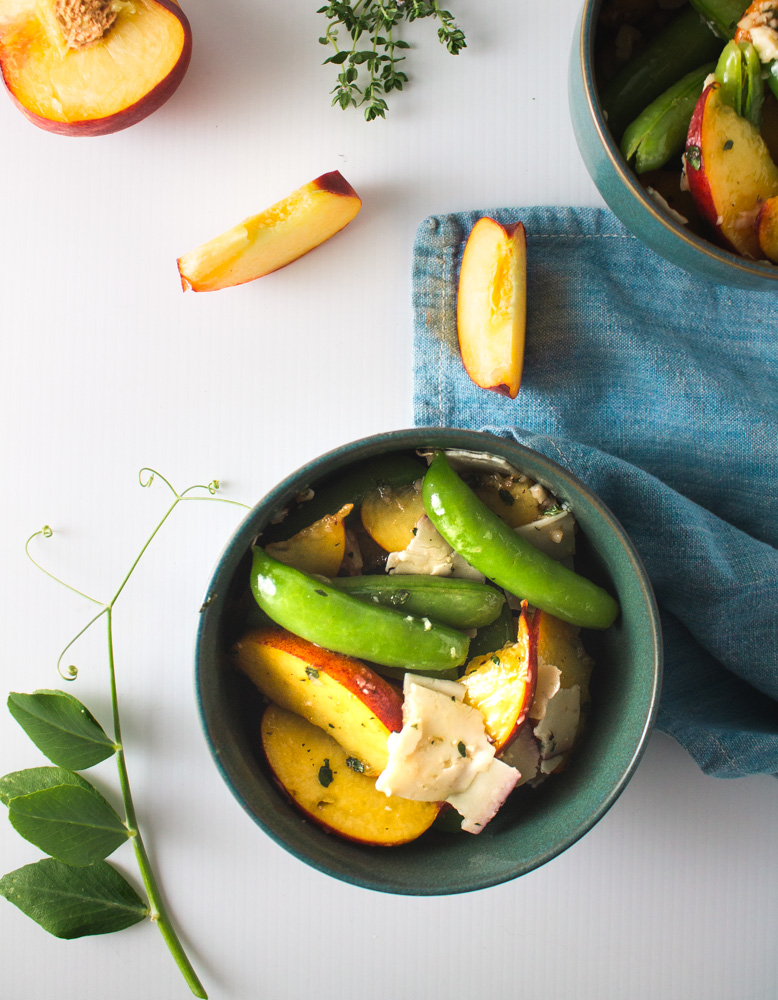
457,741 -> 467,757
345,757 -> 365,773
0,858 -> 147,938
318,760 -> 334,787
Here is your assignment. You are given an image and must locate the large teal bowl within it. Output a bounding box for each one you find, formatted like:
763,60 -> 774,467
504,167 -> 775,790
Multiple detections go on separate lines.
195,429 -> 661,895
570,0 -> 778,290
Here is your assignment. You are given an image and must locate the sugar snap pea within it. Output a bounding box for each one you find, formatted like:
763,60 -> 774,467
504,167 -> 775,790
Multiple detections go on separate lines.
621,63 -> 715,173
328,574 -> 505,629
467,600 -> 516,660
601,7 -> 722,139
688,0 -> 749,40
715,40 -> 763,125
250,546 -> 470,671
421,453 -> 619,630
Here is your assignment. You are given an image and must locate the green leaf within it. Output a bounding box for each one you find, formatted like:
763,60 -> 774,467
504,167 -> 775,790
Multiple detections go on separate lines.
9,785 -> 130,866
8,690 -> 116,769
0,858 -> 147,938
0,766 -> 93,806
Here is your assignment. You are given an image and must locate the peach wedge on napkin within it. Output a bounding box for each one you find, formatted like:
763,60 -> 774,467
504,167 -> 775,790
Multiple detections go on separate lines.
177,171 -> 362,292
457,217 -> 527,399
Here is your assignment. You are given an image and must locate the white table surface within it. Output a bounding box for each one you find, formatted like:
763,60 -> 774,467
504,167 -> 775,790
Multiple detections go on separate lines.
2,1 -> 777,997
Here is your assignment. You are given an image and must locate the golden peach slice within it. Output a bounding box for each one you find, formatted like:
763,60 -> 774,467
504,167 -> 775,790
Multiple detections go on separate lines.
756,195 -> 778,263
473,472 -> 544,528
177,171 -> 362,292
460,605 -> 538,753
535,610 -> 594,704
261,704 -> 439,846
360,482 -> 425,553
232,627 -> 402,775
457,217 -> 527,398
0,0 -> 191,135
685,82 -> 778,258
266,503 -> 352,578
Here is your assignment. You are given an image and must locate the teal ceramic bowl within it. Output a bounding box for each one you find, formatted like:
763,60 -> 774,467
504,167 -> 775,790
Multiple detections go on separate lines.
570,0 -> 778,290
195,428 -> 661,895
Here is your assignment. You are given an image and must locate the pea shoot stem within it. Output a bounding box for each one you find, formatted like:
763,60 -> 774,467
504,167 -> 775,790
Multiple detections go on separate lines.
28,471 -> 251,998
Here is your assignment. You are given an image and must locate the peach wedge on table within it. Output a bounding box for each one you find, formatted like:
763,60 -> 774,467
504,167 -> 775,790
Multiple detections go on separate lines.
177,171 -> 362,291
460,604 -> 538,753
685,82 -> 778,259
261,704 -> 439,846
0,0 -> 192,136
232,627 -> 402,775
457,217 -> 527,399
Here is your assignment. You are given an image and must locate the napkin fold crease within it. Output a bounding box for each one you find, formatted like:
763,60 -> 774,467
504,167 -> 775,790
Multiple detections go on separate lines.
411,206 -> 778,779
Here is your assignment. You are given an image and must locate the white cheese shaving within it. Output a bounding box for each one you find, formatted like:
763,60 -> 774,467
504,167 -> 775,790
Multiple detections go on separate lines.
375,673 -> 520,833
514,510 -> 576,563
385,515 -> 484,581
534,684 -> 581,761
750,25 -> 778,64
529,657 -> 561,722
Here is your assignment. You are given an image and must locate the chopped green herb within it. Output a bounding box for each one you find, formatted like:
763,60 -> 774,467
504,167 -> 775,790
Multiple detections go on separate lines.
723,139 -> 734,150
542,505 -> 564,517
498,488 -> 515,506
305,666 -> 320,679
491,654 -> 500,665
318,760 -> 334,787
457,741 -> 467,757
345,757 -> 365,773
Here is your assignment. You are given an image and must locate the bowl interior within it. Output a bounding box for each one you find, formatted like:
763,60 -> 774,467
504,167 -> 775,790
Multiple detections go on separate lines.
571,0 -> 778,289
195,428 -> 661,895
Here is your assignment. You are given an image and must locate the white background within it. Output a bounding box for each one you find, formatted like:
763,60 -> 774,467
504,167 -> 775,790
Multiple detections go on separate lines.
1,1 -> 777,997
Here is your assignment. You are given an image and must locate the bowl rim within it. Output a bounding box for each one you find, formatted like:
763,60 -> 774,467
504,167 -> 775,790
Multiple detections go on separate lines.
195,428 -> 663,894
577,0 -> 778,284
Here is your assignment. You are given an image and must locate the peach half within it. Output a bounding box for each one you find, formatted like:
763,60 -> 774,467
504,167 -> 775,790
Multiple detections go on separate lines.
457,217 -> 527,399
685,82 -> 778,259
177,171 -> 363,292
0,0 -> 191,136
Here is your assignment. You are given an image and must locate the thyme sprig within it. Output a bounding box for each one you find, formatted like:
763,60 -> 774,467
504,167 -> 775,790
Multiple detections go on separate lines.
318,0 -> 466,121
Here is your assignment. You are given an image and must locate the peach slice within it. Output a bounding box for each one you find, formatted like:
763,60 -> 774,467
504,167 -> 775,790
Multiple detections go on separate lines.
261,704 -> 438,846
535,610 -> 593,703
0,0 -> 191,136
177,171 -> 362,292
685,82 -> 778,258
460,605 -> 538,754
457,217 -> 527,399
232,627 -> 402,775
756,196 -> 778,262
473,472 -> 544,529
360,482 -> 425,553
265,503 -> 353,578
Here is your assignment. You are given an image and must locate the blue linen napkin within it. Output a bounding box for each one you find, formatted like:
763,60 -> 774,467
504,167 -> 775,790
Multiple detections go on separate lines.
412,205 -> 778,779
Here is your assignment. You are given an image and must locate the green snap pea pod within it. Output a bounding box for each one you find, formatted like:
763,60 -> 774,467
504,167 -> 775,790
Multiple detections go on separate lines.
621,63 -> 715,173
467,600 -> 516,660
601,7 -> 722,140
261,452 -> 425,542
715,40 -> 764,125
421,453 -> 619,631
327,574 -> 505,629
250,546 -> 470,671
688,0 -> 749,40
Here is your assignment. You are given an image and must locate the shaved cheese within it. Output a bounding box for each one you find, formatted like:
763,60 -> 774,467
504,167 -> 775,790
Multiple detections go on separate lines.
534,684 -> 581,761
385,515 -> 484,581
375,673 -> 520,834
